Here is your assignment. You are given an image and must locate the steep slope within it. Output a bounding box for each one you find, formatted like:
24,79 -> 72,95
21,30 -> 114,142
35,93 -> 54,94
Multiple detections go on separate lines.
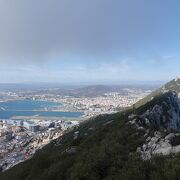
135,78 -> 180,108
131,91 -> 180,159
163,78 -> 180,92
0,112 -> 147,180
1,85 -> 180,179
135,91 -> 180,131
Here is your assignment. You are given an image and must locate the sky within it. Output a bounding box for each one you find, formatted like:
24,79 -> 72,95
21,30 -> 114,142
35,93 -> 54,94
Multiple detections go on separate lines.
0,0 -> 180,84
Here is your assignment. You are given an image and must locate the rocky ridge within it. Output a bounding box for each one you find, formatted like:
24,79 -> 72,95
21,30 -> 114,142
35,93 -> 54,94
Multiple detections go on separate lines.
129,91 -> 180,159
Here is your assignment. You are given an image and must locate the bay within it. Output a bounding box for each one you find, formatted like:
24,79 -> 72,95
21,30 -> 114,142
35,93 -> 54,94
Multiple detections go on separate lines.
0,100 -> 83,119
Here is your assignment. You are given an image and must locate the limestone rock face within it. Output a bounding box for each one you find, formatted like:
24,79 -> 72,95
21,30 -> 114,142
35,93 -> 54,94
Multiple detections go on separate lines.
135,91 -> 180,159
137,91 -> 180,131
137,132 -> 180,160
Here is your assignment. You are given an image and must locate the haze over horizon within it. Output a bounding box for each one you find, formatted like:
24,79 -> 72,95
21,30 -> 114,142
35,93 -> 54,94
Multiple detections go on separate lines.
0,0 -> 180,84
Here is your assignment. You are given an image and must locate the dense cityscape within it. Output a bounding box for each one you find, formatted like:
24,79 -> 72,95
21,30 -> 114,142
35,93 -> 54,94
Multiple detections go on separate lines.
0,86 -> 153,171
0,87 -> 153,116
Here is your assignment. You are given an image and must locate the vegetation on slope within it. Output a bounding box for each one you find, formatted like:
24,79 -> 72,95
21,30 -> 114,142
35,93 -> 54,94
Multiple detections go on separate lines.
134,78 -> 180,109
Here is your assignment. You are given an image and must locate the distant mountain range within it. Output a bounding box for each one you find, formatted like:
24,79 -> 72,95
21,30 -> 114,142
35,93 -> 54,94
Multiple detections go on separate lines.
68,84 -> 158,97
21,84 -> 158,97
1,79 -> 180,180
0,81 -> 163,91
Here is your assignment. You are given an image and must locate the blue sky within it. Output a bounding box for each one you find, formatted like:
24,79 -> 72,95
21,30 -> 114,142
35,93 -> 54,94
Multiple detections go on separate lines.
0,0 -> 180,84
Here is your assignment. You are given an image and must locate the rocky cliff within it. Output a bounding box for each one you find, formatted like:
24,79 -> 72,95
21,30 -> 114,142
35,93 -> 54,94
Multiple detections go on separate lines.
130,91 -> 180,159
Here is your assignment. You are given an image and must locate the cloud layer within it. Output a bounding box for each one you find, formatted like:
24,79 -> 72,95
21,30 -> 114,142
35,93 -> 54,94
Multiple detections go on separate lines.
0,0 -> 180,83
0,0 -> 179,61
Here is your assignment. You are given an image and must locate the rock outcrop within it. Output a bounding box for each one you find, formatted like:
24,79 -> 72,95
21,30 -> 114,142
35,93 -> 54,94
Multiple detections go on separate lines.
137,91 -> 180,131
133,91 -> 180,159
137,131 -> 180,159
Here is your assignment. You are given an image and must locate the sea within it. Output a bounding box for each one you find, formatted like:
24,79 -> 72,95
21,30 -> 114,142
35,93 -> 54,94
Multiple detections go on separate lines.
0,100 -> 83,119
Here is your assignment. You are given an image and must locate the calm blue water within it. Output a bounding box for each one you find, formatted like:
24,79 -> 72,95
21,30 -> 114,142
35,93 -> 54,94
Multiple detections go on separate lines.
0,100 -> 61,111
0,100 -> 83,119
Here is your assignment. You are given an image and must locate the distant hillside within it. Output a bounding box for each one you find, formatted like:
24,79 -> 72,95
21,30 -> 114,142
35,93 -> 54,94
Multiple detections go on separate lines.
66,85 -> 129,97
29,84 -> 157,98
72,84 -> 158,97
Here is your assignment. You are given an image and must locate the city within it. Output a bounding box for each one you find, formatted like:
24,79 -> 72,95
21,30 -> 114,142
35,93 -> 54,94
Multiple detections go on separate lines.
0,86 -> 153,170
